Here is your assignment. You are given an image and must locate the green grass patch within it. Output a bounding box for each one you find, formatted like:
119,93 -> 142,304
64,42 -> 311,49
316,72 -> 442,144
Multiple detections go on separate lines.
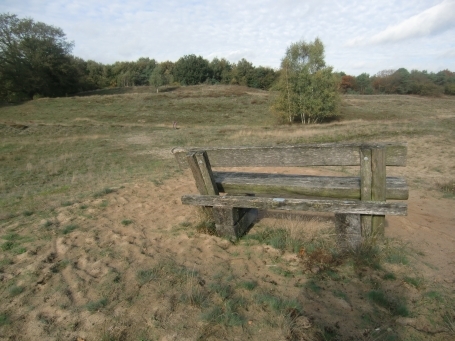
61,201 -> 73,207
254,292 -> 302,315
349,242 -> 381,270
51,260 -> 69,273
367,290 -> 409,316
1,241 -> 15,251
179,221 -> 192,227
62,224 -> 78,234
0,313 -> 10,326
209,282 -> 234,300
180,287 -> 209,307
437,180 -> 455,198
201,297 -> 246,327
243,227 -> 303,253
8,285 -> 24,297
121,219 -> 133,226
2,233 -> 21,241
383,272 -> 396,281
43,220 -> 54,228
403,276 -> 424,289
333,290 -> 349,302
86,298 -> 108,312
269,265 -> 294,277
423,290 -> 444,302
93,187 -> 115,198
136,260 -> 196,286
238,280 -> 258,291
384,244 -> 409,265
195,220 -> 216,235
12,247 -> 26,255
305,279 -> 322,294
136,268 -> 160,285
0,258 -> 13,269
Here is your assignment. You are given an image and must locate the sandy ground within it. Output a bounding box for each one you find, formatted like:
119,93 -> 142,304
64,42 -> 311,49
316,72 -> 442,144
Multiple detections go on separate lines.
1,148 -> 455,340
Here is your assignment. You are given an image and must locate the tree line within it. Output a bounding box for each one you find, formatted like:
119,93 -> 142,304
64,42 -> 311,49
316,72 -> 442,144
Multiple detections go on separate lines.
337,68 -> 455,97
1,13 -> 454,105
0,13 -> 277,101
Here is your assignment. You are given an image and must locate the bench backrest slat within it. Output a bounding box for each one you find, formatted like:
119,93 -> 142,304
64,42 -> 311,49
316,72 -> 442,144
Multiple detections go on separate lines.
172,143 -> 407,168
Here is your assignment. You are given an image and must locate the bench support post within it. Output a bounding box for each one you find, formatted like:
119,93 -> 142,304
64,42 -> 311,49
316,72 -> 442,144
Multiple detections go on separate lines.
335,214 -> 362,250
187,151 -> 257,239
335,146 -> 387,251
360,146 -> 386,239
213,206 -> 258,239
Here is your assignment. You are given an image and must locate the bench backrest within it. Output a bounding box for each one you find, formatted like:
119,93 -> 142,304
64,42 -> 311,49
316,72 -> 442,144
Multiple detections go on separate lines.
172,142 -> 407,168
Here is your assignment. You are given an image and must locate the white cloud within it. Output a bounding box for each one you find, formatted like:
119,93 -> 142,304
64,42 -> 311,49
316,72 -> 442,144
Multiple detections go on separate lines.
1,0 -> 454,75
348,0 -> 455,46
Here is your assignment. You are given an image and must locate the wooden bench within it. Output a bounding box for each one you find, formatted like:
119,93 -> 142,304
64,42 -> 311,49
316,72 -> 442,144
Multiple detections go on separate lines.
172,143 -> 408,250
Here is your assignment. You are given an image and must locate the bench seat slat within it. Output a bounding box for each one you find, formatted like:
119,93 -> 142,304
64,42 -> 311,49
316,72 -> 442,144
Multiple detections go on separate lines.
213,172 -> 408,200
181,194 -> 407,216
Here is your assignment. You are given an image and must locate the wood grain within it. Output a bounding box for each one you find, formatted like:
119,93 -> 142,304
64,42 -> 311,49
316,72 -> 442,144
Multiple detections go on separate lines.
181,195 -> 407,216
213,171 -> 408,200
172,142 -> 407,168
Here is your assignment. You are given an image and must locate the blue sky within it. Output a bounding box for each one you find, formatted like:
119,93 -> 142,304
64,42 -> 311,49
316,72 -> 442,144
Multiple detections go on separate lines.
1,0 -> 454,75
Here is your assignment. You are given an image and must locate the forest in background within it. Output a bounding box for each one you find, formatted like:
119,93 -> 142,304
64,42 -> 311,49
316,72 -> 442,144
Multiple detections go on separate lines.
1,13 -> 455,102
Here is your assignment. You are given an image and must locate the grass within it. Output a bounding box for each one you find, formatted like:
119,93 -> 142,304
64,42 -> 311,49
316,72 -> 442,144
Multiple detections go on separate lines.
1,86 -> 455,340
0,313 -> 10,326
367,290 -> 409,317
238,280 -> 258,291
8,285 -> 25,297
94,188 -> 116,198
383,272 -> 397,280
443,310 -> 455,334
62,224 -> 78,234
437,180 -> 455,198
86,298 -> 108,312
255,291 -> 303,315
209,282 -> 234,300
201,297 -> 246,326
136,268 -> 160,285
403,276 -> 424,289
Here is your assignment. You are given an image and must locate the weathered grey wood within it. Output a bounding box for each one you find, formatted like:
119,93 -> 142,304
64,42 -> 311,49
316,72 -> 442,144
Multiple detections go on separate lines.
213,207 -> 241,226
176,143 -> 407,250
335,214 -> 362,250
214,208 -> 258,239
186,152 -> 209,195
371,148 -> 386,235
181,195 -> 407,216
360,148 -> 373,236
195,151 -> 218,196
213,172 -> 408,200
186,151 -> 219,218
172,143 -> 407,168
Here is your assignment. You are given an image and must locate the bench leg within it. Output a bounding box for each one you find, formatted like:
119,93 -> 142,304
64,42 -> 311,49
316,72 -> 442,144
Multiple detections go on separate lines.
335,213 -> 362,251
213,207 -> 258,239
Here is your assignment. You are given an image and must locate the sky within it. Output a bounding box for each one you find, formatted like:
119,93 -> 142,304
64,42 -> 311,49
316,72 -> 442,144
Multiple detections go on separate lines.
1,0 -> 454,76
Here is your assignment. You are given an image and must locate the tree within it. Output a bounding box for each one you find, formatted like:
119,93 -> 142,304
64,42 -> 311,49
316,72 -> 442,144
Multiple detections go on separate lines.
173,54 -> 212,85
340,75 -> 356,93
210,58 -> 232,84
272,38 -> 340,124
231,58 -> 255,86
149,64 -> 173,92
355,73 -> 372,94
0,13 -> 77,101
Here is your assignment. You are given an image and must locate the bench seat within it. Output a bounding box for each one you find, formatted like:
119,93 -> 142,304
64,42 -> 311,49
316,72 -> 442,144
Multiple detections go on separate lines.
213,171 -> 408,200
